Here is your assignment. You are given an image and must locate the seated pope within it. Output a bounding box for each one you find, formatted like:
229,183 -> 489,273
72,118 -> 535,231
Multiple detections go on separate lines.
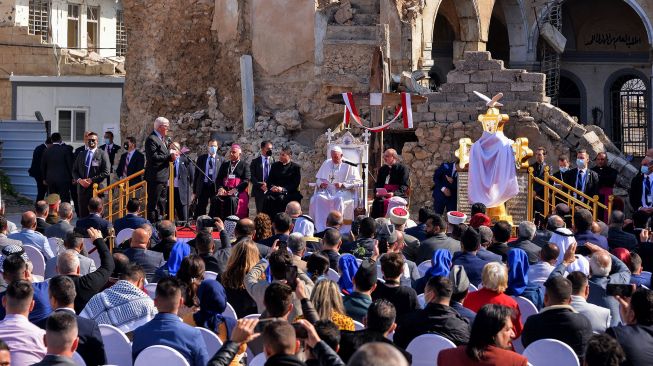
214,144 -> 250,219
309,145 -> 362,232
371,148 -> 410,218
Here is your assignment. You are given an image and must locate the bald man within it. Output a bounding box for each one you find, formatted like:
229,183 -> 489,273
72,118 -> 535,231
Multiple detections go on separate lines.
214,144 -> 250,219
9,211 -> 55,259
122,228 -> 165,282
371,149 -> 410,218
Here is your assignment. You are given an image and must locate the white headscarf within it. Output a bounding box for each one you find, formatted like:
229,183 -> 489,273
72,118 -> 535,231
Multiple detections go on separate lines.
293,216 -> 315,237
549,227 -> 590,275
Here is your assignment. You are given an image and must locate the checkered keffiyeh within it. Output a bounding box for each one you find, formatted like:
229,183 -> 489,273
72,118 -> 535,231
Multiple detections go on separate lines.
80,280 -> 158,332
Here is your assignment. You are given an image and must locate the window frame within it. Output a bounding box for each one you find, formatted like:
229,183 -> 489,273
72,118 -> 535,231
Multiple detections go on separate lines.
56,107 -> 89,143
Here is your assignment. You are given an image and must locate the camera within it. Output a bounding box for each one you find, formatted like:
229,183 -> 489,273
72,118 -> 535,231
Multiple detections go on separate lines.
199,218 -> 217,228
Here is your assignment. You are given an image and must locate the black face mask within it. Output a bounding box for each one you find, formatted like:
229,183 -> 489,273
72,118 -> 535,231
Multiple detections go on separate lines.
265,150 -> 273,157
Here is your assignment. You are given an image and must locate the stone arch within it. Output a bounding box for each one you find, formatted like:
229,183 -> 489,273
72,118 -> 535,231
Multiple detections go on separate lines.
559,69 -> 587,123
528,0 -> 653,57
496,0 -> 529,64
420,0 -> 482,62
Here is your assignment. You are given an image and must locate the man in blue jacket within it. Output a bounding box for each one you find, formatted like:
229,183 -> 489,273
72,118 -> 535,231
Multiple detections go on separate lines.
432,161 -> 457,215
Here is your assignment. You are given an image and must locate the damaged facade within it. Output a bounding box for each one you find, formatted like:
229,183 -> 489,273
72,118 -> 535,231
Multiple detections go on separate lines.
121,0 -> 652,213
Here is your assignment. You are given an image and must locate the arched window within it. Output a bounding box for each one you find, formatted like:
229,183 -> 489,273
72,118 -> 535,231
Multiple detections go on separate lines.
610,76 -> 648,158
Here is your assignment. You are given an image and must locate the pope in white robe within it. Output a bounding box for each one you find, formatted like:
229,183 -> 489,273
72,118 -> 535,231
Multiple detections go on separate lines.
309,146 -> 362,233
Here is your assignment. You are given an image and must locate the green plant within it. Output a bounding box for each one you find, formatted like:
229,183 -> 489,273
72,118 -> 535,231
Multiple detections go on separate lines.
0,170 -> 18,197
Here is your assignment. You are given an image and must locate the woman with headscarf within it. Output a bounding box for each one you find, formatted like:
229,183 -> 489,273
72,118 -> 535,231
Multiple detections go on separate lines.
338,254 -> 359,295
549,227 -> 591,275
415,249 -> 452,294
506,248 -> 544,309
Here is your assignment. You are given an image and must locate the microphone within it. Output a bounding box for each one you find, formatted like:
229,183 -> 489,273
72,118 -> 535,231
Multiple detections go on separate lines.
166,137 -> 173,145
342,160 -> 357,167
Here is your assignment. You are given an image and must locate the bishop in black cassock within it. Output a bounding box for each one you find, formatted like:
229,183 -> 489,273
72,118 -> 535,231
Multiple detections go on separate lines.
214,144 -> 250,219
371,149 -> 410,218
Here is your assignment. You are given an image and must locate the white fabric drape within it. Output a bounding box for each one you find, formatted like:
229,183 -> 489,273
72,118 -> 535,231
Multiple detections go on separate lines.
467,131 -> 519,207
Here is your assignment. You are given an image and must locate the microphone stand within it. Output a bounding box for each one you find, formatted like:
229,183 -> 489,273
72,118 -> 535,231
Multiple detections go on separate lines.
167,137 -> 217,231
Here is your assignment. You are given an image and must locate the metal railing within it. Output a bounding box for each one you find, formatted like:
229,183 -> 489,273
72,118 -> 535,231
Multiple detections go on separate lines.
527,166 -> 613,222
92,169 -> 147,223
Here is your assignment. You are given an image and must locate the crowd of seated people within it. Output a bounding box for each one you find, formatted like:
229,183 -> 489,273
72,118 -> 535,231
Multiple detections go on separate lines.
0,193 -> 652,366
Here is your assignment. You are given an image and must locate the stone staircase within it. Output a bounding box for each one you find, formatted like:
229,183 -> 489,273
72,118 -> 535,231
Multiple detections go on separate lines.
325,0 -> 380,45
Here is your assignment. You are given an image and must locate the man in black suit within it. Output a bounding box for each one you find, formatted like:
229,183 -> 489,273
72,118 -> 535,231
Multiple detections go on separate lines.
34,200 -> 51,235
168,142 -> 194,222
531,147 -> 547,225
592,152 -> 618,222
563,149 -> 599,204
144,117 -> 176,223
262,146 -> 302,217
76,197 -> 113,237
72,132 -> 110,218
193,139 -> 222,218
250,140 -> 273,214
44,276 -> 106,366
116,136 -> 145,182
71,131 -> 91,217
29,137 -> 51,201
41,133 -> 74,203
122,228 -> 166,282
99,131 -> 121,186
629,157 -> 653,220
215,144 -> 250,219
550,155 -> 570,207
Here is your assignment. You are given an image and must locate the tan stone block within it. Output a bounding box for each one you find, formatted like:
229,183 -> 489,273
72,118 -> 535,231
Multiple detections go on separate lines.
511,83 -> 533,92
470,70 -> 493,83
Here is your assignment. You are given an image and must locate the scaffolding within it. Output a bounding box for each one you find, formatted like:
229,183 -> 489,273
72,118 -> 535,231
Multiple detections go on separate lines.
539,0 -> 563,105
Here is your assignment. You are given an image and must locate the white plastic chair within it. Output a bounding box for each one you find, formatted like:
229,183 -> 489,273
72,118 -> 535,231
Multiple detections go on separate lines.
99,324 -> 133,366
417,293 -> 426,309
221,302 -> 238,320
417,260 -> 431,277
23,245 -> 46,277
47,237 -> 65,255
353,320 -> 365,330
326,268 -> 340,282
134,345 -> 190,366
72,352 -> 86,366
115,228 -> 135,246
249,353 -> 267,366
522,338 -> 580,366
243,314 -> 261,320
204,271 -> 218,281
144,283 -> 157,299
196,327 -> 223,356
406,334 -> 456,366
513,336 -> 525,354
513,296 -> 539,324
468,283 -> 478,292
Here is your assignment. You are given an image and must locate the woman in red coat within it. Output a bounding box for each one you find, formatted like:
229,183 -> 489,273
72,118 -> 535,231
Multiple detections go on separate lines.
438,304 -> 528,366
463,261 -> 523,337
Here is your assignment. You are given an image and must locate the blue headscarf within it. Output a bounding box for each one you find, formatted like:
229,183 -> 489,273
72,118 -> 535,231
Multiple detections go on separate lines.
193,280 -> 235,335
426,249 -> 452,278
338,254 -> 359,294
167,241 -> 191,276
507,248 -> 529,296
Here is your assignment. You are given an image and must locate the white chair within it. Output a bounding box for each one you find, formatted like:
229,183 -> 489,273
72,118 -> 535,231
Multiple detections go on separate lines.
99,324 -> 133,366
468,283 -> 478,292
353,320 -> 365,330
249,353 -> 267,366
417,260 -> 431,277
417,293 -> 426,309
72,352 -> 86,366
115,228 -> 135,246
513,296 -> 539,325
326,268 -> 340,282
243,314 -> 261,320
406,334 -> 456,366
23,245 -> 45,277
355,258 -> 362,265
134,345 -> 190,366
522,338 -> 580,366
513,336 -> 525,354
196,327 -> 223,356
144,283 -> 157,299
222,302 -> 238,320
204,271 -> 218,281
47,237 -> 65,255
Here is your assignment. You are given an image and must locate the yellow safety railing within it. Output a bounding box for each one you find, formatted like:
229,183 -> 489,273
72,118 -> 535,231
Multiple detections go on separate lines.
527,166 -> 613,223
93,169 -> 147,223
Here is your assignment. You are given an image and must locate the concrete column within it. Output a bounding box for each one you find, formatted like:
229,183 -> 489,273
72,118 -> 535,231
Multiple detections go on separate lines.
240,55 -> 255,131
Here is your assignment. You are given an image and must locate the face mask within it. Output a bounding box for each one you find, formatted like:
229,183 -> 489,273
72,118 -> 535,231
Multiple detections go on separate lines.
265,149 -> 273,157
104,138 -> 110,145
209,146 -> 218,155
559,167 -> 569,173
642,166 -> 649,175
576,159 -> 586,169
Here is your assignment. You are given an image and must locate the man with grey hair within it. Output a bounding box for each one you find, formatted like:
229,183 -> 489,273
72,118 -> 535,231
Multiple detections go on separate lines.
45,232 -> 96,279
371,148 -> 410,218
549,242 -> 630,327
607,210 -> 638,251
287,232 -> 307,271
45,202 -> 75,240
348,342 -> 409,366
509,221 -> 541,264
476,225 -> 502,262
145,116 -> 177,223
534,214 -> 566,247
0,217 -> 21,249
